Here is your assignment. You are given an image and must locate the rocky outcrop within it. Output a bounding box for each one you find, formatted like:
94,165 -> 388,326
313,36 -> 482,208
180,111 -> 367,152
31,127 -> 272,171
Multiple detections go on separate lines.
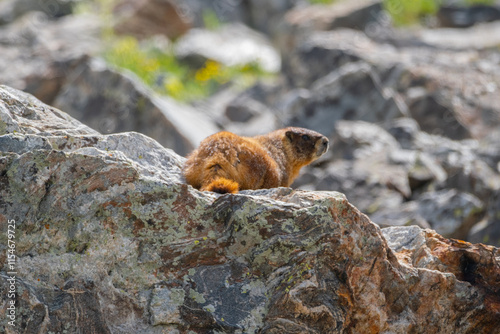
0,12 -> 101,105
0,0 -> 78,25
53,58 -> 219,156
282,28 -> 500,139
174,23 -> 281,72
437,4 -> 500,28
113,0 -> 191,40
1,86 -> 499,333
2,0 -> 499,247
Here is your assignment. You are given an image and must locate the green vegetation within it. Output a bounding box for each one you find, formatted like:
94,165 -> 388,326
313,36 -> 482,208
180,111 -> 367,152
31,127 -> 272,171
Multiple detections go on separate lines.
383,0 -> 440,26
202,9 -> 222,30
308,0 -> 337,4
77,0 -> 272,102
103,36 -> 270,102
464,0 -> 495,4
384,0 -> 497,26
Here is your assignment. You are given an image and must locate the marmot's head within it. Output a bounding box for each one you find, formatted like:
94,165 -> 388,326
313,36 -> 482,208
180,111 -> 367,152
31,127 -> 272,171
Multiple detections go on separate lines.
284,127 -> 329,164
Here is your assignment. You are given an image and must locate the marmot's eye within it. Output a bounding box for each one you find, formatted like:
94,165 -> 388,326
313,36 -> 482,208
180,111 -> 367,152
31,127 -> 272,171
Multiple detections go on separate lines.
302,135 -> 310,141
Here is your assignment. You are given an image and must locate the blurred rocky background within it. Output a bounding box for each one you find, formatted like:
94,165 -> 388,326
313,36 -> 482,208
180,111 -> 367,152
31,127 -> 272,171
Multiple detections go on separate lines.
1,0 -> 500,247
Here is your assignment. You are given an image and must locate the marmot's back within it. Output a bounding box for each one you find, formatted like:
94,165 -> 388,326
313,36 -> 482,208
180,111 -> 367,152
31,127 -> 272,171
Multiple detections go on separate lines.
183,128 -> 329,194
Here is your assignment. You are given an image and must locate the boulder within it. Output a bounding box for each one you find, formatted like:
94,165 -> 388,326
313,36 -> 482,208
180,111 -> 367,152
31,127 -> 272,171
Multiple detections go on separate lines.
113,0 -> 191,40
417,189 -> 485,240
370,201 -> 431,229
478,128 -> 500,172
437,4 -> 500,28
388,149 -> 447,192
330,120 -> 400,160
170,0 -> 248,28
281,62 -> 407,137
278,0 -> 384,51
0,12 -> 102,105
53,58 -> 219,156
283,28 -> 500,140
310,159 -> 407,214
174,23 -> 281,73
418,21 -> 500,50
245,0 -> 299,35
0,0 -> 79,25
222,94 -> 279,137
1,86 -> 500,333
285,0 -> 383,31
469,188 -> 500,247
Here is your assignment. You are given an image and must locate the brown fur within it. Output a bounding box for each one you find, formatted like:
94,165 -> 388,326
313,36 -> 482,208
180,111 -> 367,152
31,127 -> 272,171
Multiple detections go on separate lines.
183,127 -> 329,194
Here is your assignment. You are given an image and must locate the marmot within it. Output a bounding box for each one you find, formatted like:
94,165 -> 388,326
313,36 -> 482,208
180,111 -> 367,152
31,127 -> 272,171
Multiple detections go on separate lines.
183,127 -> 329,194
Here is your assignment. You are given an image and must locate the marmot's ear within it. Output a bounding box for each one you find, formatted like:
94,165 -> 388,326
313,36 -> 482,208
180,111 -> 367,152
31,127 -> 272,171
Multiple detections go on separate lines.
285,130 -> 294,141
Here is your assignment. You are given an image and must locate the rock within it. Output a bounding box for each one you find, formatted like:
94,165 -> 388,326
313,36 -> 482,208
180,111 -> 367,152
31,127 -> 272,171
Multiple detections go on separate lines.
1,85 -> 500,333
53,58 -> 219,156
173,0 -> 248,28
406,131 -> 500,201
175,23 -> 281,73
469,218 -> 500,247
287,0 -> 382,31
387,149 -> 446,193
222,94 -> 279,137
407,93 -> 471,140
0,85 -> 98,136
0,12 -> 102,105
245,0 -> 299,35
278,0 -> 384,51
478,128 -> 500,172
381,226 -> 500,295
311,159 -> 407,214
418,21 -> 500,50
113,0 -> 191,40
437,5 -> 500,28
417,189 -> 485,240
170,0 -> 298,36
282,62 -> 407,137
331,120 -> 400,160
444,159 -> 500,201
370,201 -> 431,229
386,117 -> 421,150
469,188 -> 500,247
283,28 -> 500,140
0,0 -> 79,25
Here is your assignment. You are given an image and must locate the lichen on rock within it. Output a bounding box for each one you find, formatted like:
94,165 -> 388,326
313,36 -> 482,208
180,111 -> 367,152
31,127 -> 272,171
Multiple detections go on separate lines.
1,85 -> 499,333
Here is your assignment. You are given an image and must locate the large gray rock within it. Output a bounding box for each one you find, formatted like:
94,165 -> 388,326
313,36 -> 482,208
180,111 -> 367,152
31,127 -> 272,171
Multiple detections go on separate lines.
171,0 -> 249,28
277,0 -> 384,52
0,12 -> 102,104
53,58 -> 219,156
1,85 -> 499,334
478,128 -> 500,172
0,0 -> 79,25
307,159 -> 407,215
282,62 -> 407,137
178,0 -> 300,36
437,4 -> 500,28
175,23 -> 281,73
0,85 -> 98,136
417,189 -> 485,240
283,28 -> 500,140
331,120 -> 400,160
418,21 -> 500,49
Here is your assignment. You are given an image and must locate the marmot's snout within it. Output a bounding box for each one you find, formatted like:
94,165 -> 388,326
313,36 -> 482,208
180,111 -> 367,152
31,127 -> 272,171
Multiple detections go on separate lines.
317,137 -> 329,157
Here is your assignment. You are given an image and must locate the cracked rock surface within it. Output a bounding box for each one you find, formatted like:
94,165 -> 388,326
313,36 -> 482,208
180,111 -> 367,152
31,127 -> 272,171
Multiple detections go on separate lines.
1,85 -> 499,333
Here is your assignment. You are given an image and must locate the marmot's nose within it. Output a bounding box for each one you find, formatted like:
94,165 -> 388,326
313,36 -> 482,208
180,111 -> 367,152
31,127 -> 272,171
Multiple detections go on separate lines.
319,137 -> 329,154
